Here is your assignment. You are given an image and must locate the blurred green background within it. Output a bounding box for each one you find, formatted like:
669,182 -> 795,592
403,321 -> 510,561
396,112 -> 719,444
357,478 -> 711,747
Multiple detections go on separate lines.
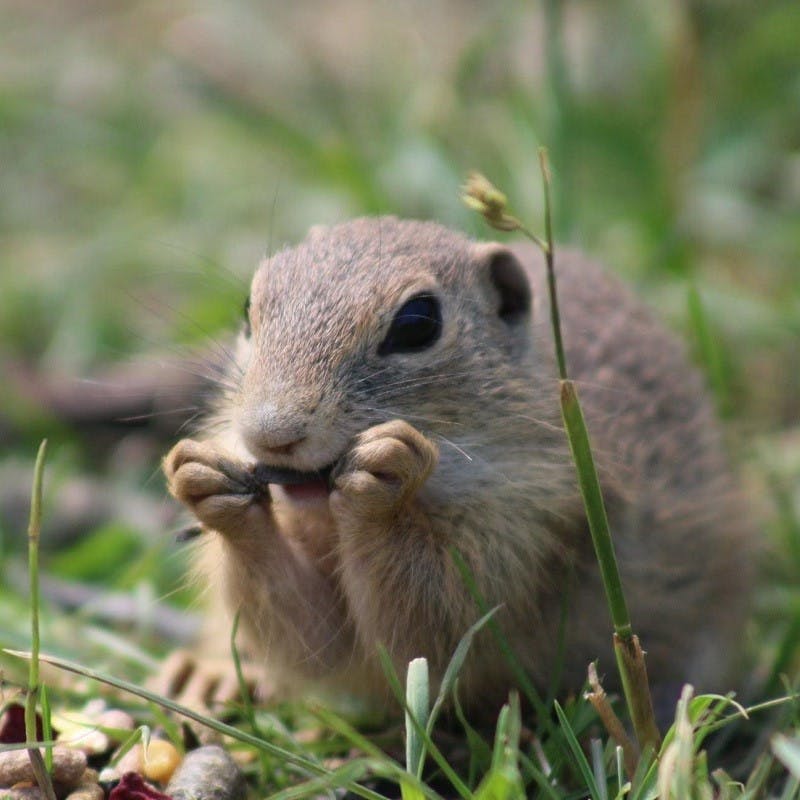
0,0 -> 798,683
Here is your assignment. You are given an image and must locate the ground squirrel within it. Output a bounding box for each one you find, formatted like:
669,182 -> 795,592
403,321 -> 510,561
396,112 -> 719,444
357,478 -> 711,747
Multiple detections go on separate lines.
163,217 -> 753,716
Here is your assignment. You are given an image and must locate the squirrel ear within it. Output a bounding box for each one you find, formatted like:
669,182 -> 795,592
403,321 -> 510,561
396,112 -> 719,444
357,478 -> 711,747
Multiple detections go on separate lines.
473,243 -> 532,324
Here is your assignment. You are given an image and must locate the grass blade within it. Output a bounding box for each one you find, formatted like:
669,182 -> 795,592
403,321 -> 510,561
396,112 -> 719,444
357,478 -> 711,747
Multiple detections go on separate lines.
40,683 -> 53,773
687,282 -> 730,417
554,701 -> 603,800
561,380 -> 660,752
24,440 -> 56,800
591,738 -> 608,800
405,657 -> 430,778
773,735 -> 800,781
230,610 -> 259,733
559,382 -> 629,636
449,549 -> 549,724
427,606 -> 499,736
474,696 -> 525,800
377,646 -> 473,800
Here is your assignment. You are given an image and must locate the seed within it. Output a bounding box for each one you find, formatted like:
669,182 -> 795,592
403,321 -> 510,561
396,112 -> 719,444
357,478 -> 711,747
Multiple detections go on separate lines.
141,739 -> 182,784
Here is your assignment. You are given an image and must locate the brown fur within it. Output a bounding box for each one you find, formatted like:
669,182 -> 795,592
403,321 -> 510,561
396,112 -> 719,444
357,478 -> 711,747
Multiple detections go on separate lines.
163,217 -> 753,714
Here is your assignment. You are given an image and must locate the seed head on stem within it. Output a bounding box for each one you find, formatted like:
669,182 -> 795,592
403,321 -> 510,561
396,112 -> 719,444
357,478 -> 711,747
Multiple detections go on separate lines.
461,172 -> 523,233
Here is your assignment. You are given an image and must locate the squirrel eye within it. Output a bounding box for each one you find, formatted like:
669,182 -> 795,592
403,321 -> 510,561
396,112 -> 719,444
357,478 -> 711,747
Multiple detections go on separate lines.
242,295 -> 252,338
378,293 -> 442,356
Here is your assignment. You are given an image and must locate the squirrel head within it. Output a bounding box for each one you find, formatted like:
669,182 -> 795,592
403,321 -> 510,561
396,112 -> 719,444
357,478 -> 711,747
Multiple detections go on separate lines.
232,217 -> 540,474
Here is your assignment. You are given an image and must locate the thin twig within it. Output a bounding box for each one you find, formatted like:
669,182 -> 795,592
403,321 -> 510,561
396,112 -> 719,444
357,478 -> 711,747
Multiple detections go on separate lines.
585,663 -> 638,778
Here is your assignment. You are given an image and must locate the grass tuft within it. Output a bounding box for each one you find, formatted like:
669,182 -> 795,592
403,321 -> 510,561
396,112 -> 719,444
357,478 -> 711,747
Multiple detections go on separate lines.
1,5 -> 797,795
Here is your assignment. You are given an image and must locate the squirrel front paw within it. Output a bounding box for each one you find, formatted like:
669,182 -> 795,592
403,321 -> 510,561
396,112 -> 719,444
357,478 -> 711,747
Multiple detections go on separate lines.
331,420 -> 438,520
163,439 -> 269,535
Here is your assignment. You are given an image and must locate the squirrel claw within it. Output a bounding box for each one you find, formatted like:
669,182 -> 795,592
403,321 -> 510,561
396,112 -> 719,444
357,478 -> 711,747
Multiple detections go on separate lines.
163,438 -> 270,534
332,420 -> 438,517
148,649 -> 268,736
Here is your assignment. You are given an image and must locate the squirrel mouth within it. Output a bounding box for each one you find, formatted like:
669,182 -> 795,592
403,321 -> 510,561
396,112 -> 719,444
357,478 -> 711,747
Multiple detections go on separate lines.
250,462 -> 336,492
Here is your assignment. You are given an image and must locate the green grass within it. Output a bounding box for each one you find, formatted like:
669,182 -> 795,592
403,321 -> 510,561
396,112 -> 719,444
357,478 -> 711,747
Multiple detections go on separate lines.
1,1 -> 799,797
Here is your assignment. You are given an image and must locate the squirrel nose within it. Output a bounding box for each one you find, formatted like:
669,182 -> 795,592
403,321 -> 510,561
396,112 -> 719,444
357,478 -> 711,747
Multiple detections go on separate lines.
238,403 -> 309,459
